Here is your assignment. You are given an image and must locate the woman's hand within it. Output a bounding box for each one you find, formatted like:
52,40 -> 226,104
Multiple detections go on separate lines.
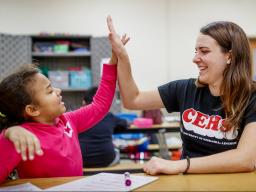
109,34 -> 130,64
4,126 -> 43,161
143,156 -> 186,175
107,15 -> 130,58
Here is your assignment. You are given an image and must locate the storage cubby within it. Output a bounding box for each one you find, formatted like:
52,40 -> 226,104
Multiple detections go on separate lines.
31,35 -> 92,110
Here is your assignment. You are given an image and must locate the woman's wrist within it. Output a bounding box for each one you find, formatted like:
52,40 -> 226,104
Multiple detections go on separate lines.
182,156 -> 190,174
177,158 -> 189,174
117,50 -> 128,60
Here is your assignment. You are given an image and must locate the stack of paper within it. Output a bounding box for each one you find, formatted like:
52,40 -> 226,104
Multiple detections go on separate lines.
0,183 -> 42,191
46,173 -> 158,191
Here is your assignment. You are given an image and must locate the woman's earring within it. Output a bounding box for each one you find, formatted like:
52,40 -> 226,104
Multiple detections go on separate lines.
227,59 -> 231,64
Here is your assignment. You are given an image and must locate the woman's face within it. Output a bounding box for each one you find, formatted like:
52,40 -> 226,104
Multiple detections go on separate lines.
193,33 -> 230,87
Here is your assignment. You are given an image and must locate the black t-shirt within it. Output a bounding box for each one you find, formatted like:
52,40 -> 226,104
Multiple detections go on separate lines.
78,112 -> 128,168
158,78 -> 256,158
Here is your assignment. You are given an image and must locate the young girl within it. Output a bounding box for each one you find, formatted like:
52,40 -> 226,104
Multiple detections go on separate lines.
0,41 -> 131,183
2,34 -> 129,164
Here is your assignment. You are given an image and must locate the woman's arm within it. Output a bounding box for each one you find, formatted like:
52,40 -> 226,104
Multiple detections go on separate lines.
107,16 -> 164,110
144,122 -> 256,175
4,126 -> 43,161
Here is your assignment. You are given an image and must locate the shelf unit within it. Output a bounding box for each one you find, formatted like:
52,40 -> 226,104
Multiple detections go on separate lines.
0,33 -> 121,113
32,52 -> 91,57
31,35 -> 92,111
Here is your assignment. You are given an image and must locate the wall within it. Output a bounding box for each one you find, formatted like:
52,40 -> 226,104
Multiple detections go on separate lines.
168,0 -> 256,81
0,0 -> 168,90
1,0 -> 256,89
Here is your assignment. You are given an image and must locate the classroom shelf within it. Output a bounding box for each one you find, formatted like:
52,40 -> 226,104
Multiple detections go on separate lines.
60,88 -> 88,92
0,33 -> 121,113
32,52 -> 91,57
31,35 -> 92,110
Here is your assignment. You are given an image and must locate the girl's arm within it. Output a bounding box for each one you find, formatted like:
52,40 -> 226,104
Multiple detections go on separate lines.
4,126 -> 43,161
66,19 -> 131,133
66,63 -> 117,133
0,133 -> 22,184
143,122 -> 256,175
107,16 -> 164,110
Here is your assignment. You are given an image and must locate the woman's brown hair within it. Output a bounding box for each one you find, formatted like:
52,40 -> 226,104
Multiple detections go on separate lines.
198,21 -> 256,131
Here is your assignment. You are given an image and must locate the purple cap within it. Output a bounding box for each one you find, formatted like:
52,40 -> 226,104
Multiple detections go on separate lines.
125,178 -> 132,186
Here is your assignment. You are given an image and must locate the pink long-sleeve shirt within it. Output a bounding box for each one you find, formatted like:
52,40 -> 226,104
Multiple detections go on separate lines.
0,64 -> 117,183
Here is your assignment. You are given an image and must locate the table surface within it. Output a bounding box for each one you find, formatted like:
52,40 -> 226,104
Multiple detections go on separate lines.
1,172 -> 256,191
83,162 -> 144,175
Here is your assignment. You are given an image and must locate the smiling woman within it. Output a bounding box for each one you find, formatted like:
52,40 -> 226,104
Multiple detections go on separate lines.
107,16 -> 256,175
197,22 -> 253,133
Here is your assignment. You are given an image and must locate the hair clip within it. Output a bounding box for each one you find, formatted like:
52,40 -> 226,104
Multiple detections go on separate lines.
0,112 -> 6,118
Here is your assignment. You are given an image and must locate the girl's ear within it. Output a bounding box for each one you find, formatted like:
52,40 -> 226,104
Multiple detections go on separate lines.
24,104 -> 40,117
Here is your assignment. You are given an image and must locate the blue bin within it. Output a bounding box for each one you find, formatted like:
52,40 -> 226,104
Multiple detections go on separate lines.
115,113 -> 138,124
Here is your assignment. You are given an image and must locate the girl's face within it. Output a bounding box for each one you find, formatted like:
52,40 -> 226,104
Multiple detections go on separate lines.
30,73 -> 66,124
193,33 -> 230,89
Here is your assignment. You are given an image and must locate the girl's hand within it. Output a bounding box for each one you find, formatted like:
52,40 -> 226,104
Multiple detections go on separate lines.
143,156 -> 186,175
5,126 -> 43,161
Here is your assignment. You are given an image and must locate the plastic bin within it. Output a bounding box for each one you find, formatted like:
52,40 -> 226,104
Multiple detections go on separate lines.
115,113 -> 138,124
48,71 -> 69,88
69,69 -> 92,89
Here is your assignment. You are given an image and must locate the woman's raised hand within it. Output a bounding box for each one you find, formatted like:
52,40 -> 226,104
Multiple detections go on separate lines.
107,15 -> 130,56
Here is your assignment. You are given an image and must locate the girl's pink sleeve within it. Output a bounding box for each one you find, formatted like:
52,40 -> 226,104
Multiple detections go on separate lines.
65,64 -> 117,133
0,134 -> 21,184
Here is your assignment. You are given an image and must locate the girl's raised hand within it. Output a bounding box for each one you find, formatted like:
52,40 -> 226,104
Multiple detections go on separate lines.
5,126 -> 43,161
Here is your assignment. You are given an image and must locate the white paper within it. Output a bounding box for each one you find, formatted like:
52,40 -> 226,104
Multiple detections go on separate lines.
45,173 -> 158,191
0,183 -> 42,191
